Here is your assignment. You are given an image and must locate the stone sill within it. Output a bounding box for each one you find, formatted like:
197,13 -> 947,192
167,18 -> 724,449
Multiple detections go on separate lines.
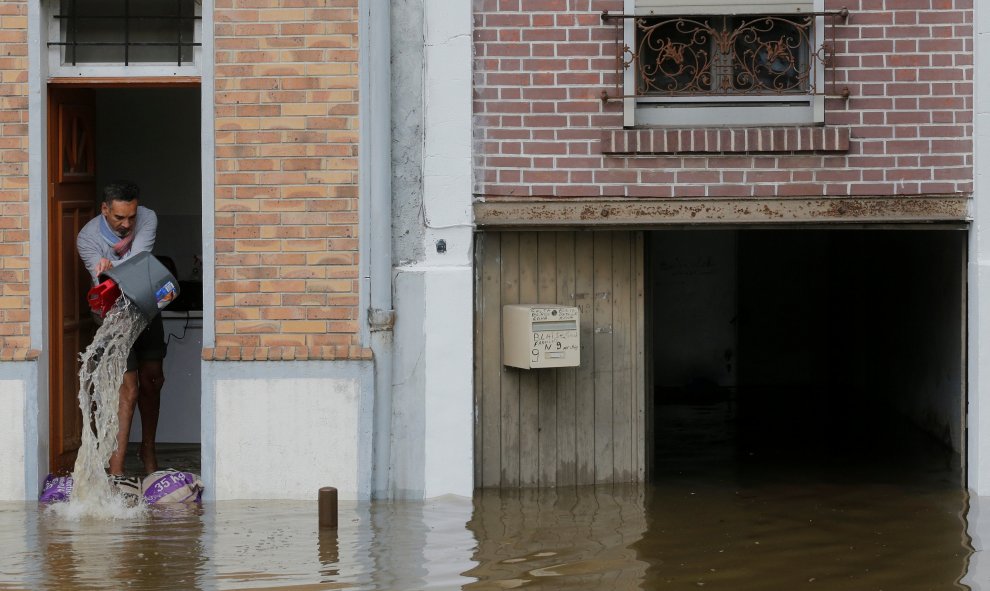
602,126 -> 850,155
203,345 -> 373,362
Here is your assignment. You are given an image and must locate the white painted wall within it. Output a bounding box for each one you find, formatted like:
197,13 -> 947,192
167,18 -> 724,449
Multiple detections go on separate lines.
972,0 -> 990,495
392,267 -> 474,498
390,0 -> 474,498
417,0 -> 474,497
0,380 -> 26,501
391,271 -> 426,495
213,376 -> 371,500
129,317 -> 203,443
421,0 -> 473,265
422,269 -> 474,498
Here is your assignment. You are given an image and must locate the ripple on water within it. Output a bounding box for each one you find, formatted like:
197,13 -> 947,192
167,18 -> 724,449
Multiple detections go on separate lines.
0,481 -> 978,591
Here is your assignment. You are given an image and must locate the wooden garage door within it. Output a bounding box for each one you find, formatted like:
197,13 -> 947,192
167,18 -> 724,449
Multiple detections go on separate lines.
474,231 -> 646,488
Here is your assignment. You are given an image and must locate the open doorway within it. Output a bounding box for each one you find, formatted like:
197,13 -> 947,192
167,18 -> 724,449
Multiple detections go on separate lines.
48,84 -> 203,475
648,229 -> 967,486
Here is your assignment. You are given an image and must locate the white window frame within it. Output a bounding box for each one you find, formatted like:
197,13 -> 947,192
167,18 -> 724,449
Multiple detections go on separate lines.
46,0 -> 203,78
623,0 -> 825,127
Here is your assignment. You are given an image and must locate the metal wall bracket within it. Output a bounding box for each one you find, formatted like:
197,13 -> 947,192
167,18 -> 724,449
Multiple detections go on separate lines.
368,308 -> 396,332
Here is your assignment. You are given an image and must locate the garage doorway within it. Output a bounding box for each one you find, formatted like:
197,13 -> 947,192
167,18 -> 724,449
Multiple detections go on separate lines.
649,229 -> 967,484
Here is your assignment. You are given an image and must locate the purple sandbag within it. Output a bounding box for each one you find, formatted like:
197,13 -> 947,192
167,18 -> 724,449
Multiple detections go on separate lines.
39,474 -> 73,504
142,470 -> 204,504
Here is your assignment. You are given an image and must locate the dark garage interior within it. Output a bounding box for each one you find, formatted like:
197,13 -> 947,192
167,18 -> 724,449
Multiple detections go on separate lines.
648,229 -> 967,484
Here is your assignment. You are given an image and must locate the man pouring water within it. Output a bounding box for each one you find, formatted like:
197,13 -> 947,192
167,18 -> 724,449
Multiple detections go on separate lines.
76,181 -> 165,476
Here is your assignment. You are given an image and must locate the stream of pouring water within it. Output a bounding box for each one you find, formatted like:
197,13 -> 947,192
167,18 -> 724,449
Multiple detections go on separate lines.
49,298 -> 149,520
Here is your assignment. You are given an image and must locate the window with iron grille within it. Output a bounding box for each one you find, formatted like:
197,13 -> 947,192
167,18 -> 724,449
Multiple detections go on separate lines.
48,0 -> 202,72
636,15 -> 812,95
606,0 -> 845,127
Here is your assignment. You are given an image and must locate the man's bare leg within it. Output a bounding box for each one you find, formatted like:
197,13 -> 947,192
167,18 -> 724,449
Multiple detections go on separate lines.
109,370 -> 139,475
137,359 -> 164,474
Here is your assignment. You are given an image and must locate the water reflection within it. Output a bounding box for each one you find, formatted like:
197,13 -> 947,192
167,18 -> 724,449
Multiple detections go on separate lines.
204,498 -> 477,589
462,482 -> 973,590
0,503 -> 206,591
465,486 -> 649,590
0,499 -> 479,590
637,480 -> 971,590
963,495 -> 987,590
635,398 -> 973,590
0,480 -> 979,590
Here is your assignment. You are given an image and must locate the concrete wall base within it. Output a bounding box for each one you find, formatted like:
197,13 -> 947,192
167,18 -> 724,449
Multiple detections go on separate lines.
0,362 -> 42,501
0,378 -> 27,500
202,360 -> 374,500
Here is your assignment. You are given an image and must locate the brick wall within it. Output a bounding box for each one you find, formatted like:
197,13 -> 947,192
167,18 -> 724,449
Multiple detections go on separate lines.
212,0 -> 369,361
473,0 -> 973,199
0,0 -> 30,359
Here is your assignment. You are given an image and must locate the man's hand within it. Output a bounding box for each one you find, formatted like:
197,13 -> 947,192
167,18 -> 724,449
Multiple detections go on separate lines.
94,258 -> 112,276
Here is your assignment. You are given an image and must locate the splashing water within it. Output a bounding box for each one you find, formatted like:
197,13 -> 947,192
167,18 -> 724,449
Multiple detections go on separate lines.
49,298 -> 149,520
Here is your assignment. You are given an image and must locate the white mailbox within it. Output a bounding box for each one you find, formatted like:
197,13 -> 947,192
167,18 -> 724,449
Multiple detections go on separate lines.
503,304 -> 581,369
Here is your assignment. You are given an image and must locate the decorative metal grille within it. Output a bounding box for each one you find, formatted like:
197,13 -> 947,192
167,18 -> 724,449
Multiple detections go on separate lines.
602,9 -> 849,102
49,0 -> 201,67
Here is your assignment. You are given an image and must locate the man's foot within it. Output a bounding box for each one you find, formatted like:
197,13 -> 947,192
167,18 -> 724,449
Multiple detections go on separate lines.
139,443 -> 159,474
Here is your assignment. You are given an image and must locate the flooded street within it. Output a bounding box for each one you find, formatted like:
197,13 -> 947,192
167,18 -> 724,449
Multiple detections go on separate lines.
0,498 -> 477,590
0,464 -> 980,589
0,482 -> 976,590
0,403 -> 981,590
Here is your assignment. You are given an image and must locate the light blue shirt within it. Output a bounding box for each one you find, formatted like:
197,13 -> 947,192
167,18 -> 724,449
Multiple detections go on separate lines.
76,205 -> 157,283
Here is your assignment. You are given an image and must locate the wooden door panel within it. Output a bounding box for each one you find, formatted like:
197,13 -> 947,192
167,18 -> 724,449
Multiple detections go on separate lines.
59,330 -> 82,452
474,231 -> 645,489
517,232 -> 538,487
49,87 -> 97,474
53,199 -> 94,467
58,104 -> 96,182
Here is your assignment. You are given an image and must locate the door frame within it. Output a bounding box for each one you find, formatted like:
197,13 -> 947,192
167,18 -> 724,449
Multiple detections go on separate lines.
45,78 -> 203,473
21,0 -> 216,498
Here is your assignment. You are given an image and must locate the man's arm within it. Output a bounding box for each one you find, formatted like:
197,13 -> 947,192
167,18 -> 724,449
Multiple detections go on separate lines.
76,225 -> 106,283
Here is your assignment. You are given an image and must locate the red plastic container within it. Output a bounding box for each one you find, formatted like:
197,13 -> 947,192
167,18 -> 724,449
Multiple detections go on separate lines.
87,278 -> 122,319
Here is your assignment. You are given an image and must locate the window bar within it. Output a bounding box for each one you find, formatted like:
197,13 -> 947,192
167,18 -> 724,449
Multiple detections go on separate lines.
70,0 -> 78,66
53,14 -> 199,19
828,8 -> 848,99
47,3 -> 210,67
50,42 -> 201,46
177,0 -> 183,66
602,9 -> 851,20
124,0 -> 130,66
602,8 -> 630,104
53,14 -> 200,20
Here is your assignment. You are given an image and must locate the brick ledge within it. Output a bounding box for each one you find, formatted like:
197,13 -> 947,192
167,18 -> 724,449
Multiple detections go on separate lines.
602,126 -> 850,155
0,348 -> 41,362
203,346 -> 373,362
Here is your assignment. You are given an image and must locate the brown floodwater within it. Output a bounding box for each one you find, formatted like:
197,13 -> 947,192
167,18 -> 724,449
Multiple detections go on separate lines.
0,403 -> 981,590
